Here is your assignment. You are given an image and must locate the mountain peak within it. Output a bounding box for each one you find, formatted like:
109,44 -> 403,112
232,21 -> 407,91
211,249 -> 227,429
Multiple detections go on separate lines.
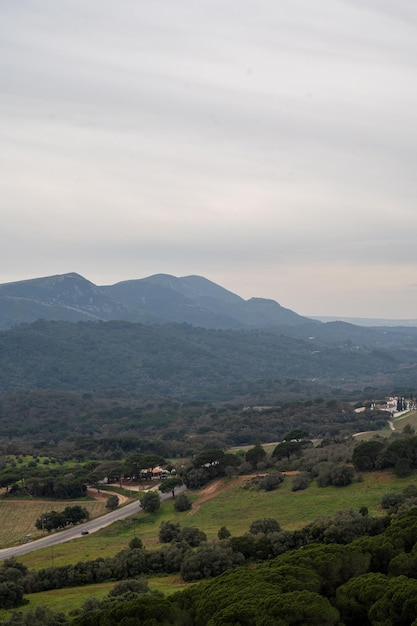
0,272 -> 312,330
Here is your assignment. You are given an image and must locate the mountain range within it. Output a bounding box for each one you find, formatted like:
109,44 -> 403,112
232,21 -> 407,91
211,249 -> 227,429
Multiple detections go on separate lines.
0,272 -> 311,330
1,272 -> 417,399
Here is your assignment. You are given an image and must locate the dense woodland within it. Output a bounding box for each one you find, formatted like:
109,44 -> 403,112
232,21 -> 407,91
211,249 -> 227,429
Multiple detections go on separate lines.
0,320 -> 416,398
0,392 -> 390,457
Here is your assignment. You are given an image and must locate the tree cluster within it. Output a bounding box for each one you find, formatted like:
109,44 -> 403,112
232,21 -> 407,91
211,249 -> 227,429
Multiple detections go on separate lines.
70,507 -> 417,626
34,506 -> 89,532
353,435 -> 417,476
11,506 -> 389,602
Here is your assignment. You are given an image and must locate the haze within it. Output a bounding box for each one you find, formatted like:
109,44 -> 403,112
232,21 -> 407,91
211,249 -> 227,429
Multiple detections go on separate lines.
1,1 -> 417,318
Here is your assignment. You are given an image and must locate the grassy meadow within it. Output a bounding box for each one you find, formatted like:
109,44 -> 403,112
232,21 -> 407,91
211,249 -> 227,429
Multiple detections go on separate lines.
0,467 -> 416,619
187,470 -> 417,535
0,575 -> 193,622
11,467 -> 417,572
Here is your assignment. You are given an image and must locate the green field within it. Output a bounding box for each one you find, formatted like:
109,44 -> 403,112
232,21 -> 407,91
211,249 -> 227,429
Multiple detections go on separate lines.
0,574 -> 193,621
353,409 -> 417,441
187,470 -> 417,536
0,467 -> 416,619
13,468 -> 417,572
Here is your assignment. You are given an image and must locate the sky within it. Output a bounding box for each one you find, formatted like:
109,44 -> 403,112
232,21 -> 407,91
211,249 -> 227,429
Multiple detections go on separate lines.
1,0 -> 417,319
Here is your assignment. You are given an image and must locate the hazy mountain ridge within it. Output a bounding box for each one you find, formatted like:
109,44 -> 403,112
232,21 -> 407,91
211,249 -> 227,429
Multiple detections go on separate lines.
0,273 -> 417,398
0,272 -> 311,330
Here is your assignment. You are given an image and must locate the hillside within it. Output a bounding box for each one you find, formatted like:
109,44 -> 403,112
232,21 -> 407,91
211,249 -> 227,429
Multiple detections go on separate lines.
0,319 -> 414,400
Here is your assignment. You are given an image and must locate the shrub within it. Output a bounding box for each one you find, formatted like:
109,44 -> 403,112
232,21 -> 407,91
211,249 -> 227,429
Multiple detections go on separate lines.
258,473 -> 284,491
141,491 -> 160,513
249,518 -> 281,535
179,526 -> 207,547
292,472 -> 310,491
105,494 -> 119,510
159,521 -> 180,543
174,493 -> 192,512
381,493 -> 405,512
108,578 -> 149,597
218,526 -> 231,540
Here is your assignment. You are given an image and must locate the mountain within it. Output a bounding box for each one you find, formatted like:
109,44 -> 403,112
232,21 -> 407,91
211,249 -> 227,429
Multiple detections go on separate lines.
312,315 -> 417,327
0,272 -> 311,330
0,273 -> 137,327
101,273 -> 309,328
1,272 -> 417,399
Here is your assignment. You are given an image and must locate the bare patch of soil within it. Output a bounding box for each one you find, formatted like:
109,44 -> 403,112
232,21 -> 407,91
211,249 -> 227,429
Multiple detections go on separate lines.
86,488 -> 129,506
189,475 -> 259,515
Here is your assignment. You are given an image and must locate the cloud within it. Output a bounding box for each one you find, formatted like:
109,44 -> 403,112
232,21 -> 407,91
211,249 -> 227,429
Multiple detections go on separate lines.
1,1 -> 417,317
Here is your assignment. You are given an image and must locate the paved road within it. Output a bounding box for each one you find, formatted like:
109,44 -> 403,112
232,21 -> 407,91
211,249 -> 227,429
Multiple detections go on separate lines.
0,487 -> 185,560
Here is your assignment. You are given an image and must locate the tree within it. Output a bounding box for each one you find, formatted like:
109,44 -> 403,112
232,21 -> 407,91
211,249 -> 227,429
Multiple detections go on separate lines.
245,443 -> 266,469
249,518 -> 281,535
0,605 -> 69,625
128,536 -> 143,550
192,449 -> 225,469
330,464 -> 354,487
368,576 -> 417,625
179,526 -> 207,547
105,494 -> 119,510
0,581 -> 26,609
218,526 -> 231,540
352,440 -> 385,471
258,473 -> 284,491
108,578 -> 149,597
266,590 -> 340,625
174,494 -> 192,512
158,477 -> 183,498
292,472 -> 310,491
381,492 -> 405,512
180,542 -> 245,581
283,429 -> 310,441
272,441 -> 303,462
183,467 -> 210,489
336,573 -> 388,626
159,521 -> 180,543
124,453 -> 166,480
141,490 -> 160,513
394,458 -> 412,478
63,505 -> 89,525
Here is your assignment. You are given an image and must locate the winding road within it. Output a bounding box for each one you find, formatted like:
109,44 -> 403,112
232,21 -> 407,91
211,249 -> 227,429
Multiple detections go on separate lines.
0,487 -> 184,560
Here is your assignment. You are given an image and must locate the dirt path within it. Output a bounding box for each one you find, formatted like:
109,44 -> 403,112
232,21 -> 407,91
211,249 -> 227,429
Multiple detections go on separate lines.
188,475 -> 263,515
86,488 -> 129,506
188,471 -> 300,516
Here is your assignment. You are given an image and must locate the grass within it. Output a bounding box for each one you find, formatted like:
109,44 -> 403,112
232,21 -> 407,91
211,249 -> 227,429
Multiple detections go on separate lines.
393,409 -> 417,432
96,484 -> 141,498
0,499 -> 106,548
0,575 -> 192,621
0,582 -> 114,621
188,471 -> 417,536
1,468 -> 417,618
14,469 -> 417,572
353,409 -> 417,441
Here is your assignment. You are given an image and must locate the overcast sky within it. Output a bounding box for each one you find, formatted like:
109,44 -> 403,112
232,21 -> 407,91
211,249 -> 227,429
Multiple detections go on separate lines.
1,1 -> 417,318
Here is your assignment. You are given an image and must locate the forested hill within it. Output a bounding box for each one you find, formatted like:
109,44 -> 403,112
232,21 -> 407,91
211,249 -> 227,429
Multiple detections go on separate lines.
0,319 -> 414,398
